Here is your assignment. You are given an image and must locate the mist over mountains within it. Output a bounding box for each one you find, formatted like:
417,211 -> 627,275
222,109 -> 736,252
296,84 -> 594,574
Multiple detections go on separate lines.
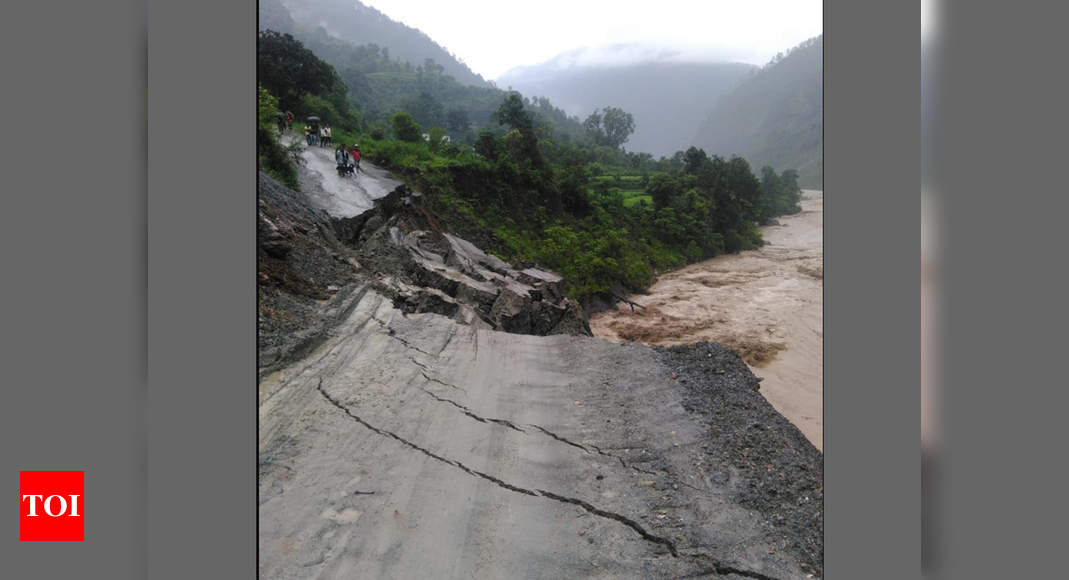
693,36 -> 823,188
498,49 -> 755,157
267,0 -> 488,87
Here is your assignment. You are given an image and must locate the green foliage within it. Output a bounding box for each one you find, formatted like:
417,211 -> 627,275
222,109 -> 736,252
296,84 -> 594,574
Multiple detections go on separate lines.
428,126 -> 447,151
494,92 -> 546,173
299,93 -> 359,132
258,30 -> 350,116
761,166 -> 802,216
582,106 -> 636,150
257,85 -> 298,188
391,111 -> 423,142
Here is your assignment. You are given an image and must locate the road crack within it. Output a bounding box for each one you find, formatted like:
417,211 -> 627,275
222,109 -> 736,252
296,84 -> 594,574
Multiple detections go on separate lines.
418,370 -> 467,394
372,318 -> 438,357
419,387 -> 525,433
528,424 -> 591,453
317,380 -> 678,557
530,425 -> 660,477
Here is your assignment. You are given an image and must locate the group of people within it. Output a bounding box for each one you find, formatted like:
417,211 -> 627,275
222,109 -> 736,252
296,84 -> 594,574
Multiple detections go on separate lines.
275,111 -> 295,134
335,143 -> 362,177
305,123 -> 334,147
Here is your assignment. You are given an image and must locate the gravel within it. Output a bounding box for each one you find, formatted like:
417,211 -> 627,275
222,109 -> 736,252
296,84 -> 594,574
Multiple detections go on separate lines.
658,342 -> 824,577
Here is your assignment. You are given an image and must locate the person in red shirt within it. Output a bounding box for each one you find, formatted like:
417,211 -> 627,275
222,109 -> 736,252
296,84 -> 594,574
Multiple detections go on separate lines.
349,145 -> 362,171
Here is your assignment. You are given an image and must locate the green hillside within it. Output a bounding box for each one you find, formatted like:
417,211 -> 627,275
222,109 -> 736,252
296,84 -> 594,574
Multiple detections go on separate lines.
693,36 -> 823,188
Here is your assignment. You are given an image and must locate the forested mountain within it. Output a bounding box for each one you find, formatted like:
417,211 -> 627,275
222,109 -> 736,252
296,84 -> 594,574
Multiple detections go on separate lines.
259,0 -> 586,140
264,0 -> 488,88
498,49 -> 755,157
692,36 -> 823,188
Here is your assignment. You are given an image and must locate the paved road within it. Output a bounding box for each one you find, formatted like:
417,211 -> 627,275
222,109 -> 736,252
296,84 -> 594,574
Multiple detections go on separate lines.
259,287 -> 811,578
284,134 -> 402,218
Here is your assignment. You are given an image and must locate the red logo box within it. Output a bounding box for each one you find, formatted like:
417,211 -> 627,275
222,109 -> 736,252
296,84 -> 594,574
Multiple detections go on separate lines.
19,471 -> 84,541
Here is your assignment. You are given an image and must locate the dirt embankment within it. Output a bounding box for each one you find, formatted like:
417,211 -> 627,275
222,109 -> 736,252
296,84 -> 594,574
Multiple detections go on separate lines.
592,191 -> 824,449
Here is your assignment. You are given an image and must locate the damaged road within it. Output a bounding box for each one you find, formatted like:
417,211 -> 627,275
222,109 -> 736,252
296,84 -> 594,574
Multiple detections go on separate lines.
259,290 -> 821,578
258,170 -> 822,578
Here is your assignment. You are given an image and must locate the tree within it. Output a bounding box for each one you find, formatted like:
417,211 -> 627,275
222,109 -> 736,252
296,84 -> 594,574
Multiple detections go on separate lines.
494,92 -> 544,169
257,85 -> 297,188
777,169 -> 803,214
601,107 -> 635,149
428,126 -> 447,151
494,92 -> 533,133
647,174 -> 680,212
391,112 -> 423,142
257,30 -> 345,114
474,130 -> 499,161
682,146 -> 709,175
583,107 -> 635,150
583,110 -> 604,144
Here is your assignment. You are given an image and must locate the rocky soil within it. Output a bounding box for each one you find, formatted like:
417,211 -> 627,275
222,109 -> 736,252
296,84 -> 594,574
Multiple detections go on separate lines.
258,170 -> 589,379
658,342 -> 824,575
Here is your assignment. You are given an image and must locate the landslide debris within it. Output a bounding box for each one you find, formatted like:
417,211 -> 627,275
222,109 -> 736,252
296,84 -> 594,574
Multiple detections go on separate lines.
258,171 -> 590,378
332,185 -> 591,337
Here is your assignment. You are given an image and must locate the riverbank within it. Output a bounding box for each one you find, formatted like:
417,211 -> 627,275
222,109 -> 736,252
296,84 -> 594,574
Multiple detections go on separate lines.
591,190 -> 823,449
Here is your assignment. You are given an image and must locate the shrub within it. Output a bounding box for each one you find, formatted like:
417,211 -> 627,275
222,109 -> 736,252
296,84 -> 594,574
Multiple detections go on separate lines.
391,111 -> 423,142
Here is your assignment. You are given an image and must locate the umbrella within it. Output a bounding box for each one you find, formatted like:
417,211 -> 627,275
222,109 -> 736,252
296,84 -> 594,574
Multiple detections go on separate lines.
306,116 -> 320,122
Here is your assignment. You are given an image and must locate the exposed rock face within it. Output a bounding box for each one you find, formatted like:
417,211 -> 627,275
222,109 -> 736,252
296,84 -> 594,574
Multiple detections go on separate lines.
342,187 -> 592,337
257,171 -> 592,377
387,230 -> 591,336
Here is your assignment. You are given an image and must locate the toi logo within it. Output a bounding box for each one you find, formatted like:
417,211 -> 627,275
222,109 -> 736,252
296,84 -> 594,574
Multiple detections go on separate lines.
19,471 -> 84,541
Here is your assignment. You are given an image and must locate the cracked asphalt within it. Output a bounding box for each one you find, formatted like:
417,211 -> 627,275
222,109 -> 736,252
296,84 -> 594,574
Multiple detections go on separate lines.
259,288 -> 813,579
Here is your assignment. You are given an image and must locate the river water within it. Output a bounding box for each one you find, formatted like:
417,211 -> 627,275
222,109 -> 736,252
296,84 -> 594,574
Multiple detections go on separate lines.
591,190 -> 823,449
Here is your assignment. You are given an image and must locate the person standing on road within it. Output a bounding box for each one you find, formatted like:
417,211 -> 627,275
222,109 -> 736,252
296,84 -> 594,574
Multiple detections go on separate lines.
349,144 -> 361,171
335,143 -> 349,166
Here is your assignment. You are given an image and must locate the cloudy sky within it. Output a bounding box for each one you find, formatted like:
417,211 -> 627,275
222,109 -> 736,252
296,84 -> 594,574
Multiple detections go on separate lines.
360,0 -> 823,80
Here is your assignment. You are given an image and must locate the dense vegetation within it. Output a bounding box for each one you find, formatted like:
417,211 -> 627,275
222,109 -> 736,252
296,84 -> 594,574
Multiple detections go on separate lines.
259,0 -> 589,144
693,36 -> 823,188
264,0 -> 488,87
258,31 -> 804,305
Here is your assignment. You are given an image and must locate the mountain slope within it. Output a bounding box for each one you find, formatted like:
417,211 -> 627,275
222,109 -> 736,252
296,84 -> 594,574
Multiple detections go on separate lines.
498,49 -> 754,157
693,36 -> 823,188
270,0 -> 488,87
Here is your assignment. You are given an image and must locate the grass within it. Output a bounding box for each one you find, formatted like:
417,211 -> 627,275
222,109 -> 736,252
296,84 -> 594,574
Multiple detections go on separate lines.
622,193 -> 652,208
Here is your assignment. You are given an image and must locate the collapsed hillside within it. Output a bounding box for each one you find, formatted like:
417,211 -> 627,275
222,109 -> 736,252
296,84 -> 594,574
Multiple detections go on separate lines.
258,169 -> 823,577
258,170 -> 589,378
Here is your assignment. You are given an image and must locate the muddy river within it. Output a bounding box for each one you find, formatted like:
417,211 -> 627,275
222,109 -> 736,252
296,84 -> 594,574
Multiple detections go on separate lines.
591,190 -> 823,449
